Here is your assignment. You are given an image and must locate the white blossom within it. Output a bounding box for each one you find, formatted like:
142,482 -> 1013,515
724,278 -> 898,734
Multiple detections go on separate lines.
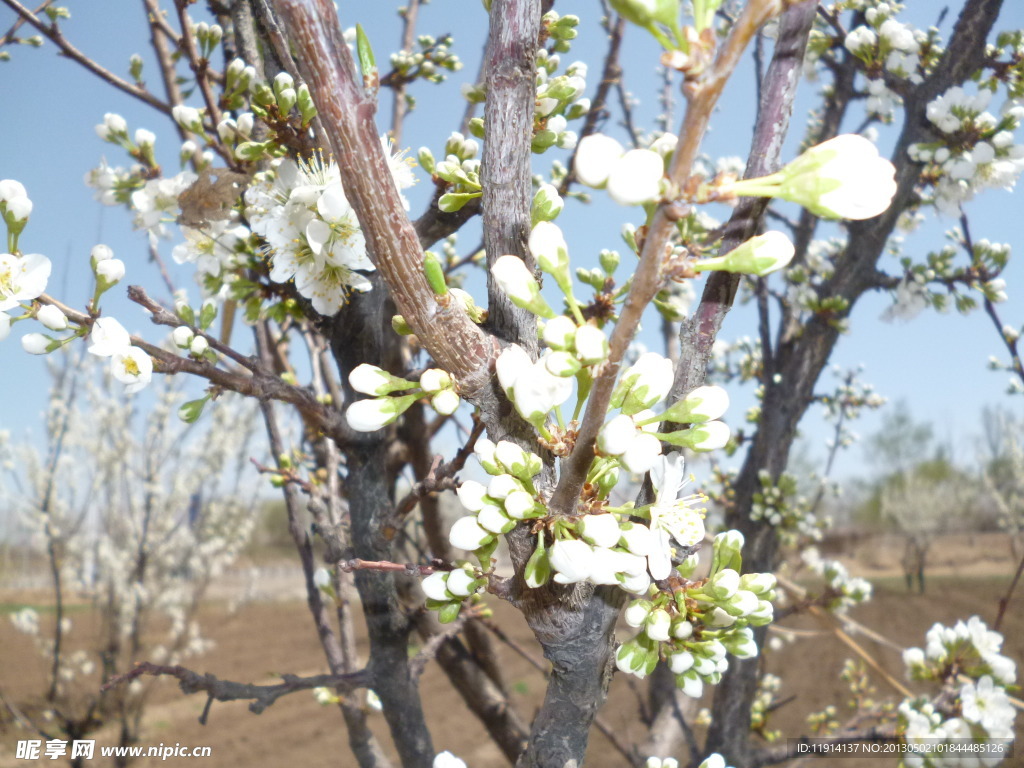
0,252 -> 51,311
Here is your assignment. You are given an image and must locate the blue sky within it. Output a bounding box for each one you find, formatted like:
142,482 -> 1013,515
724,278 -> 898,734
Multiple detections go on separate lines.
2,1 -> 1023,483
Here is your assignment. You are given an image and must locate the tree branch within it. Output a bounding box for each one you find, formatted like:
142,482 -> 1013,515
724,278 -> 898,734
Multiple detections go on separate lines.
1,0 -> 171,113
270,0 -> 498,399
102,662 -> 368,718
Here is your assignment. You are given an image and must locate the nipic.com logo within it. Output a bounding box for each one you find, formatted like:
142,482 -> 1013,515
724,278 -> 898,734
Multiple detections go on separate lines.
16,740 -> 213,760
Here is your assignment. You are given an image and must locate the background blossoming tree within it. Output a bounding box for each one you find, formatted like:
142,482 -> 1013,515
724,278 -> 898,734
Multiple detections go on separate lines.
0,0 -> 1021,767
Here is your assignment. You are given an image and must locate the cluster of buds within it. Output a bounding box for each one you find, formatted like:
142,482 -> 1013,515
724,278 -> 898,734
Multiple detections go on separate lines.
751,470 -> 826,543
215,113 -> 256,155
190,20 -> 223,59
574,133 -> 667,206
94,113 -> 158,169
1,179 -> 32,251
531,44 -> 586,153
616,531 -> 775,696
898,619 -> 1016,762
222,57 -> 258,111
169,297 -> 219,364
389,33 -> 462,86
540,11 -> 580,54
598,370 -> 731,473
238,73 -> 317,162
909,86 -> 1024,215
345,363 -> 462,432
421,132 -> 482,213
800,548 -> 872,613
420,565 -> 487,623
448,439 -> 546,561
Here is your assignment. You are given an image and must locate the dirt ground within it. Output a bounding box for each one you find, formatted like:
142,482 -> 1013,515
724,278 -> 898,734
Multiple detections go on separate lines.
0,532 -> 1021,768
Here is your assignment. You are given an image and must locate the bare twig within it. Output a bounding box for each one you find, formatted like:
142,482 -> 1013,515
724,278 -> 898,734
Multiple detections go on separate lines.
391,415 -> 486,522
550,0 -> 782,516
101,662 -> 368,718
1,0 -> 171,113
390,0 -> 420,145
335,558 -> 442,575
994,550 -> 1024,632
558,15 -> 626,196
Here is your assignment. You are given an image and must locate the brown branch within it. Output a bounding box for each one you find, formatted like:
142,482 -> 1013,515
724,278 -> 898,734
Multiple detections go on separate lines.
391,415 -> 486,523
335,558 -> 442,576
36,290 -> 347,441
390,0 -> 420,145
549,0 -> 782,517
408,611 -> 471,681
994,550 -> 1024,632
101,662 -> 368,718
0,0 -> 47,45
1,0 -> 171,113
270,0 -> 498,400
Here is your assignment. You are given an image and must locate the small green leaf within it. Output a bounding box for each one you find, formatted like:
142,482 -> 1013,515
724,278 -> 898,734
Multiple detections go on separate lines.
356,24 -> 377,80
438,191 -> 481,212
423,253 -> 448,296
199,300 -> 217,330
438,602 -> 461,624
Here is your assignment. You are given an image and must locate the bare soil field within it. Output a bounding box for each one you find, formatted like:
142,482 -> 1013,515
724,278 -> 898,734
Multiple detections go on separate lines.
0,532 -> 1021,767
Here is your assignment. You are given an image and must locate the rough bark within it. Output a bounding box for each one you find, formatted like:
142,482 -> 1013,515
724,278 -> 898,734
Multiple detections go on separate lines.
323,277 -> 435,768
273,0 -> 498,399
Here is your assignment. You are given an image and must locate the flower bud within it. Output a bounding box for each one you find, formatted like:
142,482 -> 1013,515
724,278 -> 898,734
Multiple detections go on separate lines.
545,350 -> 581,377
611,352 -> 674,415
36,305 -> 67,331
574,325 -> 608,364
345,393 -> 419,432
524,537 -> 552,588
491,255 -> 555,318
189,335 -> 209,356
477,504 -> 515,534
95,258 -> 126,289
531,183 -> 564,225
624,600 -> 652,627
448,516 -> 494,551
445,568 -> 479,597
528,221 -> 570,278
422,571 -> 451,602
503,490 -> 541,519
419,368 -> 452,393
660,420 -> 730,452
668,650 -> 694,674
22,332 -> 51,355
598,414 -> 637,456
431,389 -> 460,416
645,608 -> 672,642
456,481 -> 488,512
579,513 -> 621,548
171,104 -> 204,132
660,385 -> 730,424
171,326 -> 195,349
487,473 -> 522,500
543,316 -> 576,349
693,231 -> 795,277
